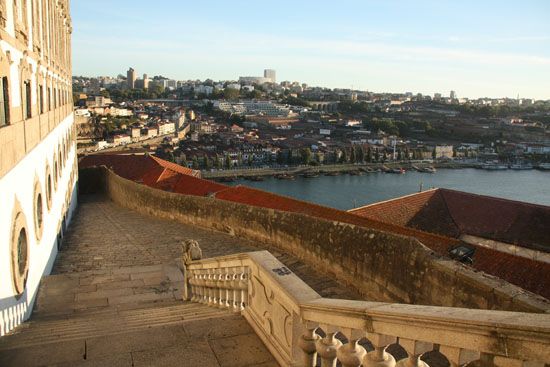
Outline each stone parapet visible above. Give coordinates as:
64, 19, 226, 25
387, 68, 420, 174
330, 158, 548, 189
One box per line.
185, 251, 550, 367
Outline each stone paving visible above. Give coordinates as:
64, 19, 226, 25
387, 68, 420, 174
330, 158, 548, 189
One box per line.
0, 194, 362, 367
55, 194, 361, 300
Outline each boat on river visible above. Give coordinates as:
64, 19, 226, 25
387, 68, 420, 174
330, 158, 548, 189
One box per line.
302, 172, 320, 178
275, 173, 295, 180
510, 164, 533, 170
482, 163, 508, 170
537, 163, 550, 170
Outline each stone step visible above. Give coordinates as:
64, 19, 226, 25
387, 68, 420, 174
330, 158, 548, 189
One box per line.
0, 303, 232, 350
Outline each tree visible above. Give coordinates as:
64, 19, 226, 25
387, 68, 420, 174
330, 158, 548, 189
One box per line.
277, 151, 285, 165
192, 156, 199, 169
248, 154, 254, 166
225, 155, 232, 169
366, 147, 372, 163
205, 156, 212, 169
300, 148, 312, 165
374, 149, 380, 162
180, 153, 187, 167
356, 145, 365, 163
432, 147, 437, 159
339, 149, 348, 164
350, 146, 357, 163
237, 152, 243, 166
224, 87, 240, 100
215, 154, 222, 169
397, 150, 402, 161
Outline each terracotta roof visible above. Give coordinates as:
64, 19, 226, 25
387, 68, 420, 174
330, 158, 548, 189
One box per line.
350, 188, 550, 299
150, 156, 200, 177
79, 155, 162, 182
350, 188, 550, 252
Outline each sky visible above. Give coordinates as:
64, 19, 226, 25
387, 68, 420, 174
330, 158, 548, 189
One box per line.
72, 0, 550, 100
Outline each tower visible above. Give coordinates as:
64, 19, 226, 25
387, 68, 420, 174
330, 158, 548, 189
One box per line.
264, 69, 276, 83
143, 74, 149, 90
127, 68, 137, 89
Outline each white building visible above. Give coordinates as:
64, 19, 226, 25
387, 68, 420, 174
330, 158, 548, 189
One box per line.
238, 76, 272, 85
264, 69, 276, 83
0, 0, 77, 336
194, 85, 214, 96
158, 122, 176, 135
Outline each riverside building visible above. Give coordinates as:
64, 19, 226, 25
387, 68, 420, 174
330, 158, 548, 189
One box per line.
0, 0, 76, 335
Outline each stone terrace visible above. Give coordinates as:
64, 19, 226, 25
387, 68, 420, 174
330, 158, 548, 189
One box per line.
0, 195, 360, 367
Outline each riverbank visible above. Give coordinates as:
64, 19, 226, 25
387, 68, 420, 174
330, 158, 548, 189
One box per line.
202, 161, 476, 180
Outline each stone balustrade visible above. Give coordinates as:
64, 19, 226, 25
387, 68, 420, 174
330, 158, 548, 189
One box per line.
183, 250, 550, 367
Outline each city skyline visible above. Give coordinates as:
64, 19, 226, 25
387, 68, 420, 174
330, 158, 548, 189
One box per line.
72, 0, 550, 100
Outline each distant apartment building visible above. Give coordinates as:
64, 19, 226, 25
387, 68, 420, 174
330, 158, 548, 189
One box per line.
158, 122, 176, 136
238, 76, 272, 85
111, 134, 132, 146
194, 85, 214, 95
127, 68, 137, 89
130, 126, 142, 142
145, 127, 159, 139
264, 69, 276, 83
213, 100, 290, 117
435, 145, 454, 158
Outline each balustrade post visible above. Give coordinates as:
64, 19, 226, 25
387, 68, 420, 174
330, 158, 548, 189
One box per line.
197, 271, 206, 303
298, 322, 320, 367
214, 269, 224, 308
237, 267, 248, 311
396, 339, 432, 367
336, 329, 367, 367
230, 271, 240, 312
206, 269, 215, 306
364, 333, 396, 367
223, 268, 232, 309
315, 325, 342, 367
439, 345, 479, 367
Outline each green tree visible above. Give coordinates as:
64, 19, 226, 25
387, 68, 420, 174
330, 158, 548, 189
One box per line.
225, 155, 232, 169
205, 156, 212, 169
339, 149, 348, 164
180, 153, 187, 167
300, 148, 312, 165
215, 154, 222, 169
248, 154, 254, 166
374, 149, 380, 162
224, 87, 240, 100
350, 146, 357, 163
432, 147, 437, 159
366, 147, 372, 163
356, 145, 364, 163
192, 156, 199, 169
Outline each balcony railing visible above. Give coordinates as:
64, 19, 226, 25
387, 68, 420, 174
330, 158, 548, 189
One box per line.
183, 247, 550, 367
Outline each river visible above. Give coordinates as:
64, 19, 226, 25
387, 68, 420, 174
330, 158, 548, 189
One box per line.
228, 168, 550, 210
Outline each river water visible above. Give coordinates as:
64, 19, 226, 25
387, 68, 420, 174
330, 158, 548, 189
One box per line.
229, 168, 550, 210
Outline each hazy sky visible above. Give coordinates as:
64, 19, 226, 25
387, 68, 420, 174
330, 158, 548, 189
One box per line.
72, 0, 550, 99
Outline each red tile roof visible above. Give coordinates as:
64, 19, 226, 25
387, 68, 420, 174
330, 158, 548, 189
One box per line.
350, 188, 550, 252
351, 188, 550, 299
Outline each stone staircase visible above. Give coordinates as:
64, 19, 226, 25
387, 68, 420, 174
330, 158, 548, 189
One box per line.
0, 263, 277, 367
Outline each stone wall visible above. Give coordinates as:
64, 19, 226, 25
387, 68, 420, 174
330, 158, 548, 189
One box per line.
80, 166, 549, 313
